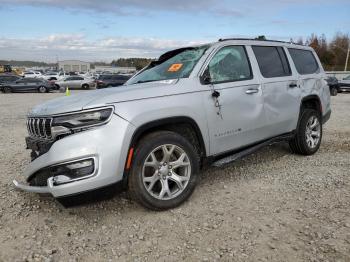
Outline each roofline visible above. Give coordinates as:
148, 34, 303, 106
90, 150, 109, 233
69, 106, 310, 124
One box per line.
217, 38, 305, 47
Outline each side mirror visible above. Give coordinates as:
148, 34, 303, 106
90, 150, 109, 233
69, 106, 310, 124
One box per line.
201, 68, 212, 85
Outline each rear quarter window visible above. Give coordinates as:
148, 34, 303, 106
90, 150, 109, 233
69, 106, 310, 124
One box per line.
288, 48, 320, 75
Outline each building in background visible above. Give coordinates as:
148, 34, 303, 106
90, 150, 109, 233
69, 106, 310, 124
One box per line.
58, 60, 90, 73
93, 66, 136, 74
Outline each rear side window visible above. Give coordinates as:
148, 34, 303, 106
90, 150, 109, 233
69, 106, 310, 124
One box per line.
288, 49, 319, 75
252, 46, 291, 78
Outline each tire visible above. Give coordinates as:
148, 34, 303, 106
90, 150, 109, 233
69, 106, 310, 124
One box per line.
2, 86, 12, 93
330, 87, 338, 96
128, 131, 200, 210
82, 84, 89, 89
289, 109, 322, 155
38, 86, 47, 93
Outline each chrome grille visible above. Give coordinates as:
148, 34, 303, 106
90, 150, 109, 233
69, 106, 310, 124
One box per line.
27, 117, 53, 139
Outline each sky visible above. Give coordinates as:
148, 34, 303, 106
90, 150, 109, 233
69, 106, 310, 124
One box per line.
0, 0, 349, 62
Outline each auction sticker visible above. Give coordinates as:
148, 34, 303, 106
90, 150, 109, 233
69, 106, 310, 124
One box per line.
168, 63, 183, 72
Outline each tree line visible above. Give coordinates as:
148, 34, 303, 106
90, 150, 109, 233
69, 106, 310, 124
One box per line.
292, 32, 349, 71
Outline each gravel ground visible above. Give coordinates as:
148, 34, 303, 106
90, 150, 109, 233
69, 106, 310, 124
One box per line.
0, 91, 349, 262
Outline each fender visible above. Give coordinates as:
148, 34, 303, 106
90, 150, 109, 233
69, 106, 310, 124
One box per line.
122, 116, 207, 184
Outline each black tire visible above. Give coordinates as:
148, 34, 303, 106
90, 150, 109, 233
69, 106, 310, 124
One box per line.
38, 86, 47, 93
82, 84, 89, 89
289, 109, 322, 155
128, 131, 200, 210
2, 86, 12, 93
330, 87, 338, 96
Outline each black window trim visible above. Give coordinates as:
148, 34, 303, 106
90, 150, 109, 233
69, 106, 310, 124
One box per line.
201, 45, 254, 85
288, 48, 320, 75
252, 45, 292, 79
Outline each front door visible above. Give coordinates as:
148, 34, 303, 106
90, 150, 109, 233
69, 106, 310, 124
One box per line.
202, 45, 268, 155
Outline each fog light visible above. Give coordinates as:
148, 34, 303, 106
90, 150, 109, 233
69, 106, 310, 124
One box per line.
51, 158, 95, 185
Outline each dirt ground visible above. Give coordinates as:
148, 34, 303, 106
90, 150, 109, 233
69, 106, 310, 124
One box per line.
0, 91, 349, 262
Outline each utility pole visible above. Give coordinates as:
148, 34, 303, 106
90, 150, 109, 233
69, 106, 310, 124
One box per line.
345, 47, 350, 72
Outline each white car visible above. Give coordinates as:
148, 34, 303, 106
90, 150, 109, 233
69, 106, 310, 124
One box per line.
23, 71, 42, 78
42, 72, 67, 81
54, 75, 95, 89
338, 75, 350, 91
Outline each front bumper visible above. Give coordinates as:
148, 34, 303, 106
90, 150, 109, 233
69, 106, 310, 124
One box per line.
13, 114, 135, 198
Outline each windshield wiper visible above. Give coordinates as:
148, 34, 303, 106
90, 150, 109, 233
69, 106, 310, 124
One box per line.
132, 79, 158, 85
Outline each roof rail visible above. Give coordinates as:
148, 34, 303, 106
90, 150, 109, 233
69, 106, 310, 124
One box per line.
217, 38, 303, 46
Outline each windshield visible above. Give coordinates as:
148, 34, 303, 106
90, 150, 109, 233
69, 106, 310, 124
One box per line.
345, 75, 350, 80
127, 45, 209, 85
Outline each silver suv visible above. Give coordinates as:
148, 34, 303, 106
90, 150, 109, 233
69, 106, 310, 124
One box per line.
13, 39, 331, 210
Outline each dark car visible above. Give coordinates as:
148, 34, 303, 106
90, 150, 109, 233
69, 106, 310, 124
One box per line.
0, 74, 22, 84
1, 78, 55, 93
96, 74, 131, 89
326, 76, 340, 96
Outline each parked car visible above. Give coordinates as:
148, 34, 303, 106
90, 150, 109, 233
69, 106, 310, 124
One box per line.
54, 76, 95, 90
338, 75, 350, 92
96, 74, 131, 88
1, 77, 55, 93
22, 71, 42, 78
42, 71, 67, 81
326, 76, 340, 96
0, 74, 22, 84
13, 39, 331, 210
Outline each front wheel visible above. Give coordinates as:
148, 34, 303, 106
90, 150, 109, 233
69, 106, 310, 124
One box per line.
38, 86, 47, 93
128, 131, 200, 210
82, 84, 89, 89
289, 109, 322, 155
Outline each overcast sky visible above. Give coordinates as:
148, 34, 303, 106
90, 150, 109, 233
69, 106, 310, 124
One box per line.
0, 0, 349, 62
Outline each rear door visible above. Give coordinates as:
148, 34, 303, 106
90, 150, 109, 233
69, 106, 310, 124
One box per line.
71, 76, 84, 88
202, 45, 268, 155
251, 45, 301, 136
113, 75, 127, 86
23, 78, 38, 91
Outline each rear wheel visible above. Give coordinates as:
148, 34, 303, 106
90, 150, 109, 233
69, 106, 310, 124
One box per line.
128, 131, 200, 210
330, 87, 338, 96
38, 86, 47, 93
289, 109, 322, 155
3, 86, 12, 93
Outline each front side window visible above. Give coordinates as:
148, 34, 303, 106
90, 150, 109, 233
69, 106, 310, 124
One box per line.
288, 48, 319, 75
252, 46, 291, 78
206, 45, 252, 84
127, 45, 209, 85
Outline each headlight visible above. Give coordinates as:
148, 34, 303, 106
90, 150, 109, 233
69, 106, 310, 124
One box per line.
52, 107, 113, 130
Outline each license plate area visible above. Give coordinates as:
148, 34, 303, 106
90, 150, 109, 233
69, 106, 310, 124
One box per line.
25, 137, 53, 160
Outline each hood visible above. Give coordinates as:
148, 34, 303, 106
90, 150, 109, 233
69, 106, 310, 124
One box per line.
29, 79, 188, 116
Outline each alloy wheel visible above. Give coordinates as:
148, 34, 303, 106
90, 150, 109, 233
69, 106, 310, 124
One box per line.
305, 115, 321, 149
142, 144, 191, 200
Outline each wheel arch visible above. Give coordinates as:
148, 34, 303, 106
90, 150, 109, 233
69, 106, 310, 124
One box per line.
300, 95, 322, 113
122, 116, 207, 182
130, 116, 207, 157
296, 95, 322, 131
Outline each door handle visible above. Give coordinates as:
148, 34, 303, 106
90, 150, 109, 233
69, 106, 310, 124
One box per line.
245, 88, 259, 94
289, 83, 298, 88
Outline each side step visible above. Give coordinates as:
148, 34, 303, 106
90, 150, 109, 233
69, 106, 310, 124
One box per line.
211, 133, 293, 167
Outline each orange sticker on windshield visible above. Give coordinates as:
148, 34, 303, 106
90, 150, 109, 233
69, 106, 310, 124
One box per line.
168, 63, 183, 72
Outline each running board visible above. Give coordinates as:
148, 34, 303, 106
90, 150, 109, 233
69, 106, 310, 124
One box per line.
211, 133, 293, 168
